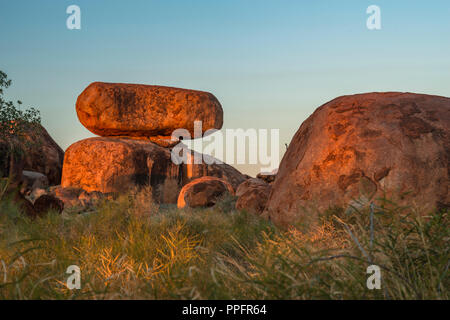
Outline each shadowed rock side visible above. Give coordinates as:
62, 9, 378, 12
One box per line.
76, 82, 223, 138
263, 92, 450, 227
61, 137, 246, 203
177, 176, 234, 208
22, 125, 65, 185
33, 194, 64, 216
0, 124, 64, 186
236, 178, 272, 215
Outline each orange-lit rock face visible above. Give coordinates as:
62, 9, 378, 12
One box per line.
264, 92, 450, 227
177, 176, 234, 208
62, 137, 181, 195
61, 138, 246, 201
76, 82, 223, 138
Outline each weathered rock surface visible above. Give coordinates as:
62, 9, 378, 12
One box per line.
0, 124, 64, 185
22, 124, 64, 185
49, 186, 84, 208
76, 82, 223, 138
33, 195, 64, 215
21, 171, 49, 193
236, 178, 272, 215
61, 137, 246, 203
177, 176, 234, 208
62, 137, 177, 194
264, 92, 450, 226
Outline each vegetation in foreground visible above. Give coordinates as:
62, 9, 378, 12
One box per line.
0, 184, 448, 300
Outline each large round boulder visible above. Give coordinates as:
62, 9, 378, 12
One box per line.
264, 92, 450, 226
177, 176, 234, 208
76, 82, 223, 138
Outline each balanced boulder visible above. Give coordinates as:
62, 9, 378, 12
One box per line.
76, 82, 223, 139
264, 92, 450, 227
177, 176, 234, 208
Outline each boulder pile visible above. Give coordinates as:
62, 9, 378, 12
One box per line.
61, 82, 246, 204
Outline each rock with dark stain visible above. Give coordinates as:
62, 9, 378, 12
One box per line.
61, 138, 245, 203
264, 92, 450, 227
76, 82, 223, 139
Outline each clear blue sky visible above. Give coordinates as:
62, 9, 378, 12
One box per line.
1, 1, 449, 175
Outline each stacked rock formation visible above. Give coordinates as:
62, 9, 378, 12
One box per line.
61, 82, 246, 203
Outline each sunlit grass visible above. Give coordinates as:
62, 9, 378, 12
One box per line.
0, 186, 448, 300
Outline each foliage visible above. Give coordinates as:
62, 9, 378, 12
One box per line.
0, 71, 41, 179
0, 189, 447, 300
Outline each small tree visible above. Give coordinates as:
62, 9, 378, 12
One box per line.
0, 70, 41, 183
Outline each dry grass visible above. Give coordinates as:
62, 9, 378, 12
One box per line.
0, 181, 448, 300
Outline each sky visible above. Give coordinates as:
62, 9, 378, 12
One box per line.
1, 0, 450, 176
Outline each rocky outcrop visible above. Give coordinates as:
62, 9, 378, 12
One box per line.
264, 92, 450, 227
236, 178, 271, 215
61, 137, 246, 203
177, 176, 234, 208
21, 171, 49, 194
60, 82, 246, 205
0, 124, 64, 186
76, 82, 223, 139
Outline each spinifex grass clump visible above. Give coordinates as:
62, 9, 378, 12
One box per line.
0, 188, 447, 300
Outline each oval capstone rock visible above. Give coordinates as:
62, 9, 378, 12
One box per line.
76, 82, 223, 138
